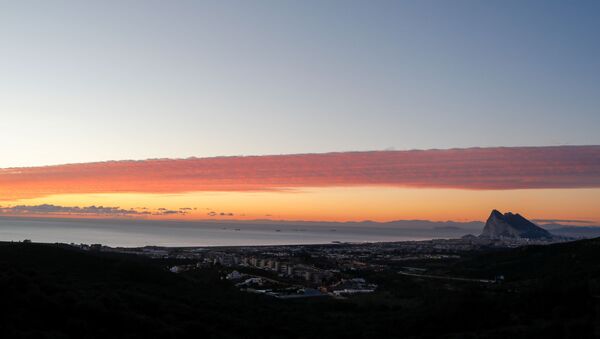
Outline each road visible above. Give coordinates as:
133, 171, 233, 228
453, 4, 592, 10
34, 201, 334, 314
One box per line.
398, 270, 496, 284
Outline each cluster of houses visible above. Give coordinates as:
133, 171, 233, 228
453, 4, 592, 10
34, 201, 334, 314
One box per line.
168, 252, 378, 299
225, 270, 377, 298
208, 252, 335, 284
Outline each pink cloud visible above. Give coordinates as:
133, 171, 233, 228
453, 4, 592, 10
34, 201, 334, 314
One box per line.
1, 146, 599, 200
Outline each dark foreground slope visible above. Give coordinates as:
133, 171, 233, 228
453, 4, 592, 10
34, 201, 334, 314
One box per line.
1, 240, 599, 339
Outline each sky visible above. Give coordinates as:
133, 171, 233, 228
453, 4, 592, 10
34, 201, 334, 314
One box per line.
1, 1, 599, 223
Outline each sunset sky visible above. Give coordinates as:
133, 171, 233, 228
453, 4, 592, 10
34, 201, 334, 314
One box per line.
1, 1, 599, 224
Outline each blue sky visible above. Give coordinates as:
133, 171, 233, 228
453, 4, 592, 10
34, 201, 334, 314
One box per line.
1, 0, 599, 167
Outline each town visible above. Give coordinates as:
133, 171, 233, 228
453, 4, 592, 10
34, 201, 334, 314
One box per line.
76, 233, 561, 299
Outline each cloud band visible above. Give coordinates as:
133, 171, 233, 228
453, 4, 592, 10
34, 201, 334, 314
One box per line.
1, 146, 599, 200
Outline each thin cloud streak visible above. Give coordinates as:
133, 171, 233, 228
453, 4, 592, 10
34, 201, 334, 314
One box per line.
0, 204, 147, 217
0, 204, 189, 217
1, 146, 599, 201
533, 219, 594, 224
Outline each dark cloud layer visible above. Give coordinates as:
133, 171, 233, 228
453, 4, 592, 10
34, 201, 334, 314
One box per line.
1, 146, 599, 200
0, 204, 147, 216
0, 204, 190, 217
533, 219, 594, 224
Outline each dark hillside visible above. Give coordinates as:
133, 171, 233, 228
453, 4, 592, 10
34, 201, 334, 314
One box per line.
0, 240, 599, 338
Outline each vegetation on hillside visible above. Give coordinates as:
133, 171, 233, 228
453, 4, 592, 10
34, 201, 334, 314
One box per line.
0, 239, 599, 338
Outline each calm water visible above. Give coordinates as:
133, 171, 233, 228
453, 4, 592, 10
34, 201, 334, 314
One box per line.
0, 217, 472, 247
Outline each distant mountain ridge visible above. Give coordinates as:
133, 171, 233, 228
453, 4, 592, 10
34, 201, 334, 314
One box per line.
480, 210, 553, 239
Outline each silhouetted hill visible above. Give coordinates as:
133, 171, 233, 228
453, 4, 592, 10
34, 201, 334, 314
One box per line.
481, 210, 553, 239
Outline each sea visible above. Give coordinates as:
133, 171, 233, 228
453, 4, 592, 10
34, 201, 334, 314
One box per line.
0, 217, 476, 247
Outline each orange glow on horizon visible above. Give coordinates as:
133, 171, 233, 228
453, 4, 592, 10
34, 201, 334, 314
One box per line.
2, 187, 600, 224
